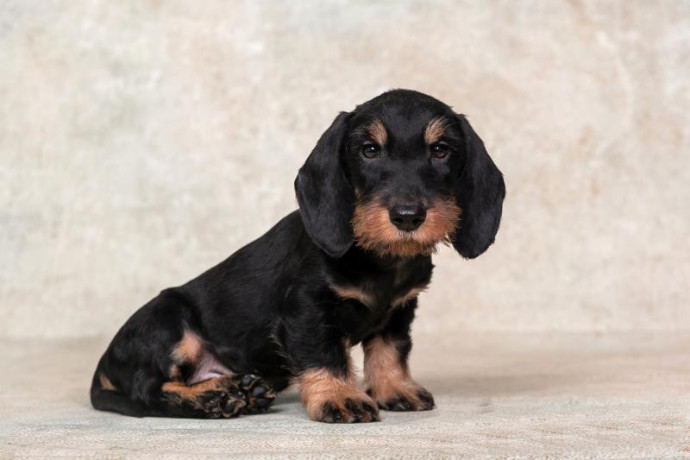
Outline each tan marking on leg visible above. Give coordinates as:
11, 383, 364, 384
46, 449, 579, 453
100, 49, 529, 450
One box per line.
299, 369, 361, 420
169, 363, 182, 381
363, 336, 422, 404
161, 378, 226, 399
391, 285, 428, 308
172, 330, 204, 365
160, 376, 252, 418
298, 346, 377, 422
99, 373, 118, 392
424, 117, 447, 145
330, 284, 374, 307
367, 119, 387, 146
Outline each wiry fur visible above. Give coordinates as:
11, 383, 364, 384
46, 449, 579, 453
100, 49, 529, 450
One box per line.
90, 89, 505, 423
352, 196, 460, 257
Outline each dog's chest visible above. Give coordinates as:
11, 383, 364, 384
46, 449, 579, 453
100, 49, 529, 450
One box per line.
327, 262, 431, 335
330, 278, 426, 312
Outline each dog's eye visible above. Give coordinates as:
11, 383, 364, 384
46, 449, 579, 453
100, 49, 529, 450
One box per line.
430, 143, 449, 159
361, 144, 381, 159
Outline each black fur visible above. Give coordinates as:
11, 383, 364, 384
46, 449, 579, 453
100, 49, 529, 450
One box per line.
90, 89, 505, 422
453, 115, 506, 258
295, 111, 354, 258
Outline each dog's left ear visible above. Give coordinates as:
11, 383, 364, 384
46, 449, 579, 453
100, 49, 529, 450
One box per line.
452, 115, 506, 259
295, 112, 353, 258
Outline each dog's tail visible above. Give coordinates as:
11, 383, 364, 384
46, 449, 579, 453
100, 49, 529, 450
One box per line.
90, 357, 153, 418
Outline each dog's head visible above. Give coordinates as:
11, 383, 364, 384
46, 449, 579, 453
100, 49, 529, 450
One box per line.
295, 89, 505, 259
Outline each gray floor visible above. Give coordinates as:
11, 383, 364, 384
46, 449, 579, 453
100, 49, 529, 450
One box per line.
1, 333, 689, 458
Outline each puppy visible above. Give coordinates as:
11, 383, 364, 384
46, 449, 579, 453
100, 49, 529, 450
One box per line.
90, 89, 505, 423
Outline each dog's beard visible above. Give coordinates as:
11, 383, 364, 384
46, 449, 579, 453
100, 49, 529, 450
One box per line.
351, 197, 460, 258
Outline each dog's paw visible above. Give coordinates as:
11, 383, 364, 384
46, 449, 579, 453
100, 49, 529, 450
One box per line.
369, 384, 435, 412
300, 369, 380, 423
196, 389, 247, 418
312, 394, 380, 423
161, 374, 275, 419
235, 374, 276, 414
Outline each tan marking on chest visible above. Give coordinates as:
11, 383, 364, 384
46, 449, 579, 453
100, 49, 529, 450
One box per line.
391, 285, 428, 308
330, 284, 375, 307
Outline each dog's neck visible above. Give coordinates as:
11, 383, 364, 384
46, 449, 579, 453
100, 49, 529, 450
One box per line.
338, 245, 430, 273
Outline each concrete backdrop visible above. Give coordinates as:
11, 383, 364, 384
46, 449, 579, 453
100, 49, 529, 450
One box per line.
1, 0, 688, 338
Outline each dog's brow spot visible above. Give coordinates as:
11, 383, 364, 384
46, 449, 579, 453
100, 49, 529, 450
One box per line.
424, 118, 446, 144
367, 119, 387, 145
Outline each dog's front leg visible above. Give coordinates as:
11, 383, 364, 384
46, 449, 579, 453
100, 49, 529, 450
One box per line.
298, 359, 380, 423
278, 307, 379, 423
363, 300, 435, 411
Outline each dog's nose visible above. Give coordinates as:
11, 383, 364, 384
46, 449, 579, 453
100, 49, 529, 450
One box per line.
389, 205, 426, 231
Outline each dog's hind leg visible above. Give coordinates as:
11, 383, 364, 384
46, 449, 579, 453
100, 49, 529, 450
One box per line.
92, 300, 276, 418
92, 358, 275, 419
154, 330, 276, 418
92, 367, 275, 418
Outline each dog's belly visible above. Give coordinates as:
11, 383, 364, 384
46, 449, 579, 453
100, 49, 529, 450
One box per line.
209, 329, 291, 383
188, 349, 235, 384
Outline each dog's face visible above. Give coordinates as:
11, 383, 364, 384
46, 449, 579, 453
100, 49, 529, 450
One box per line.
345, 94, 464, 257
296, 89, 505, 259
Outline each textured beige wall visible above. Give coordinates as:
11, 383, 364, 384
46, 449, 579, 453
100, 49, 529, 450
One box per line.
1, 1, 688, 338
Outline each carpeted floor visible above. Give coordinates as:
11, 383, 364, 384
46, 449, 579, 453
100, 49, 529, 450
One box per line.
1, 332, 688, 458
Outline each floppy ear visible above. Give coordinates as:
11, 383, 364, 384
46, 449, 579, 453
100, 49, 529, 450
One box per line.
295, 112, 353, 258
452, 115, 506, 259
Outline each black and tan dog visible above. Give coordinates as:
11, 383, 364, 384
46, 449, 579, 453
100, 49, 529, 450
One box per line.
90, 89, 505, 423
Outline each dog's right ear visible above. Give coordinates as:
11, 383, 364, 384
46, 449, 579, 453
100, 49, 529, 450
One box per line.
295, 112, 353, 258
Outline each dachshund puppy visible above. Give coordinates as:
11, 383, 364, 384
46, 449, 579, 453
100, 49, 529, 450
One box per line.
90, 89, 505, 423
